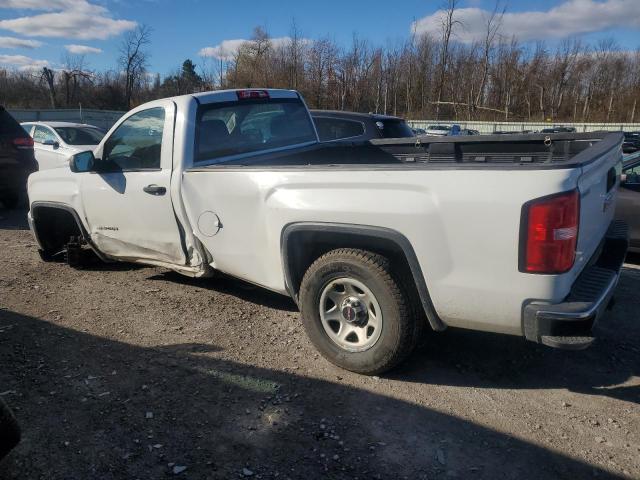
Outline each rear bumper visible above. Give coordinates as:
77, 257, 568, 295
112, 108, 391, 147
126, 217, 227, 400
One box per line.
523, 220, 628, 350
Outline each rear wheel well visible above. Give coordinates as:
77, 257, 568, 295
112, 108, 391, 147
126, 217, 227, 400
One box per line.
32, 206, 83, 254
285, 230, 409, 294
282, 224, 445, 331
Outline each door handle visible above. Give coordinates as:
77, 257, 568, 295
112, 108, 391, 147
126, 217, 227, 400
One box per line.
143, 184, 166, 195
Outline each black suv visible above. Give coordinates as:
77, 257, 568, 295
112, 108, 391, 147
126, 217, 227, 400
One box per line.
311, 110, 415, 142
0, 106, 38, 208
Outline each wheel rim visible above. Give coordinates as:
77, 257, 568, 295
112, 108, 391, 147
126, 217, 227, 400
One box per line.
318, 277, 383, 352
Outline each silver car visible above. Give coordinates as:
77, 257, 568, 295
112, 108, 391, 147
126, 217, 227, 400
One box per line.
21, 121, 105, 170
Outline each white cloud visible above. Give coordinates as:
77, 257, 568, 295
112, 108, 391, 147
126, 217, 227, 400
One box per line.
199, 39, 249, 61
0, 0, 79, 9
0, 0, 136, 40
65, 44, 101, 54
0, 53, 48, 70
0, 36, 42, 49
412, 0, 640, 44
199, 36, 308, 61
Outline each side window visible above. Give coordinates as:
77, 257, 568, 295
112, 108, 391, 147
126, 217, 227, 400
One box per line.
315, 117, 365, 142
103, 107, 165, 170
33, 126, 56, 144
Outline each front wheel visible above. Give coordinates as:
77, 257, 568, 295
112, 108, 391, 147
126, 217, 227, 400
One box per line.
299, 248, 422, 375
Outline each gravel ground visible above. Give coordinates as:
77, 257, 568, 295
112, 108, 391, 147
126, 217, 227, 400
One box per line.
0, 207, 638, 480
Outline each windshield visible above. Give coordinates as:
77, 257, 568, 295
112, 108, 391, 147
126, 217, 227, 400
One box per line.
376, 119, 415, 138
54, 126, 105, 145
195, 97, 316, 163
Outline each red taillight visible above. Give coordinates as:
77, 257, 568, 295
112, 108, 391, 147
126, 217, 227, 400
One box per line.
13, 136, 34, 149
522, 190, 580, 274
236, 89, 269, 100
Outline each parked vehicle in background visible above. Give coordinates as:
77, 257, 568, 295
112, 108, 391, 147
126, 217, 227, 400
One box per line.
0, 106, 38, 208
616, 153, 640, 252
21, 122, 105, 170
541, 126, 577, 134
423, 126, 479, 136
460, 129, 480, 136
28, 88, 627, 374
425, 125, 451, 136
311, 110, 414, 142
412, 127, 427, 135
494, 130, 536, 135
622, 132, 640, 154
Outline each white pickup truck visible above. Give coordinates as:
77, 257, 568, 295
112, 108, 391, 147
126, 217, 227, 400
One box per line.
27, 89, 628, 374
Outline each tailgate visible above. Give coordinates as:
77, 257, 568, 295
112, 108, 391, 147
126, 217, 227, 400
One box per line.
575, 138, 622, 271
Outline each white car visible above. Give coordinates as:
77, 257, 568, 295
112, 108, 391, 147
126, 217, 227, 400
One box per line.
26, 89, 628, 374
425, 125, 451, 136
21, 122, 105, 170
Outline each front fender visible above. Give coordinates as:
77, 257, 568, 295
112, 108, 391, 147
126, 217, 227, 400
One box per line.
28, 169, 89, 233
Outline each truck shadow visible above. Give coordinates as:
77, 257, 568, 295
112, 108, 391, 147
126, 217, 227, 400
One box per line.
148, 270, 298, 312
150, 266, 639, 405
0, 309, 626, 479
395, 265, 640, 405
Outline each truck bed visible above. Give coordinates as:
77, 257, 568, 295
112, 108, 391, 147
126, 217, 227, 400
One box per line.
191, 132, 622, 170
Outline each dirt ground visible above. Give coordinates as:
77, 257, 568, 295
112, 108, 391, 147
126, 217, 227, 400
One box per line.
0, 207, 638, 480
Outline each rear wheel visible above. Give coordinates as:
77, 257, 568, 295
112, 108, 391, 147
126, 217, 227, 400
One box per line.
299, 248, 421, 375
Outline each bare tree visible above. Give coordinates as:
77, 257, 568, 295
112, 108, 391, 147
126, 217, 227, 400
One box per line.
474, 1, 505, 116
435, 0, 461, 119
3, 22, 640, 123
119, 24, 152, 109
39, 67, 56, 108
61, 54, 93, 107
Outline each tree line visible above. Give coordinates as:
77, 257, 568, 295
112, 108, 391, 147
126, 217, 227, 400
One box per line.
1, 11, 639, 123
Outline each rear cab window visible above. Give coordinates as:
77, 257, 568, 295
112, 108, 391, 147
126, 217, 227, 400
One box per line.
195, 97, 316, 164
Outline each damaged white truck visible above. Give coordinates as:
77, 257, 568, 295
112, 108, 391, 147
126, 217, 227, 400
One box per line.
27, 89, 628, 374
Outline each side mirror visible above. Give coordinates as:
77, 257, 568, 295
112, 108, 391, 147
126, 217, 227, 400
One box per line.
69, 151, 95, 173
43, 139, 60, 148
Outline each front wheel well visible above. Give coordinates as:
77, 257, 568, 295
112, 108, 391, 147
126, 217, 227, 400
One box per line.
31, 205, 84, 254
281, 223, 446, 332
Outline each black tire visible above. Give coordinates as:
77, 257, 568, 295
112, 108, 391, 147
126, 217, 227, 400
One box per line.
0, 398, 21, 461
299, 248, 422, 375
